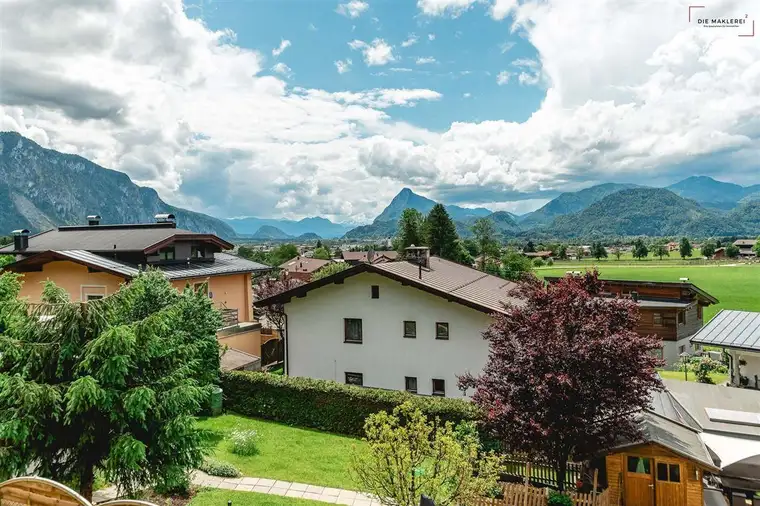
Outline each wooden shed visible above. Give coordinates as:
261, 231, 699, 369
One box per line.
604, 412, 719, 506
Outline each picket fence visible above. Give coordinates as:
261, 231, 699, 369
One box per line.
470, 483, 610, 506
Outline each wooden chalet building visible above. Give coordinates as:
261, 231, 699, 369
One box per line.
545, 277, 718, 365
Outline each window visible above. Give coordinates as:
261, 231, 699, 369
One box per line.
85, 294, 104, 301
403, 321, 417, 338
677, 310, 685, 325
344, 318, 363, 343
435, 322, 449, 340
653, 313, 663, 326
627, 456, 651, 474
432, 378, 445, 397
657, 463, 680, 483
405, 376, 418, 393
371, 285, 379, 299
697, 305, 703, 320
159, 247, 175, 261
191, 245, 205, 258
345, 372, 363, 386
678, 345, 686, 355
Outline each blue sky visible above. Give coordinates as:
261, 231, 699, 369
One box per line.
189, 0, 544, 130
2, 0, 759, 223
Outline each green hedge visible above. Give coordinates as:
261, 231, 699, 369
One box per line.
221, 371, 481, 437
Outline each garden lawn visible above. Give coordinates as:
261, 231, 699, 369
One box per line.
190, 489, 325, 506
657, 369, 728, 384
537, 264, 760, 321
197, 414, 364, 490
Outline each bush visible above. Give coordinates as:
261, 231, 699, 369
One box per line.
532, 258, 545, 267
221, 371, 481, 437
229, 428, 259, 456
548, 491, 574, 506
199, 458, 242, 478
546, 258, 554, 266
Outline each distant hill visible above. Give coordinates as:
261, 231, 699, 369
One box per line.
0, 132, 237, 238
484, 211, 522, 236
519, 183, 641, 227
546, 188, 748, 238
295, 232, 321, 241
667, 176, 760, 210
225, 215, 351, 238
251, 225, 292, 240
374, 188, 492, 223
727, 200, 760, 231
343, 220, 397, 240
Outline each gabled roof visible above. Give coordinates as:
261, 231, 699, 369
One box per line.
690, 310, 760, 352
3, 250, 269, 280
257, 256, 522, 315
544, 276, 719, 305
279, 256, 331, 274
0, 223, 233, 254
733, 239, 757, 246
341, 250, 399, 263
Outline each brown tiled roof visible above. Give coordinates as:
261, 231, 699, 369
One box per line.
0, 223, 233, 254
342, 250, 399, 263
258, 256, 522, 314
734, 239, 757, 246
279, 256, 332, 274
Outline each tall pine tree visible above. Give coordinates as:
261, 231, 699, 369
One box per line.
424, 204, 460, 261
396, 208, 425, 254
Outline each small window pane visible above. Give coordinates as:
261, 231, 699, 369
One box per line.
371, 285, 379, 299
345, 318, 363, 343
345, 372, 363, 386
432, 379, 445, 397
669, 464, 680, 483
436, 322, 449, 340
405, 376, 417, 393
653, 313, 663, 326
627, 457, 651, 474
403, 321, 417, 338
86, 294, 104, 301
657, 463, 668, 481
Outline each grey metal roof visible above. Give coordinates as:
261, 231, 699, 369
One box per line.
372, 257, 522, 314
637, 300, 693, 308
0, 224, 193, 253
639, 411, 717, 469
160, 253, 270, 280
55, 250, 141, 277
662, 379, 760, 438
689, 310, 760, 351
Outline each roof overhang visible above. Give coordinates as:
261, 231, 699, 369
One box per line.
3, 251, 136, 279
544, 276, 719, 305
144, 234, 234, 254
254, 262, 506, 315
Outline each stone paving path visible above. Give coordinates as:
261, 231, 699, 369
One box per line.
93, 471, 380, 506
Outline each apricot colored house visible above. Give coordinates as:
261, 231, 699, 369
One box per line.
1, 215, 272, 370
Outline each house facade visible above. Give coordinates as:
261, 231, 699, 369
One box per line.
2, 215, 272, 368
733, 239, 757, 258
279, 256, 332, 282
690, 310, 760, 389
255, 250, 520, 396
545, 277, 718, 365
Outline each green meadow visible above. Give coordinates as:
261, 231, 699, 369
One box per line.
537, 263, 760, 321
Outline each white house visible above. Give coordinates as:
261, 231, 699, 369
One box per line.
254, 249, 521, 397
690, 310, 760, 390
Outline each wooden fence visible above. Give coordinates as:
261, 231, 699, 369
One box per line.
502, 454, 583, 490
470, 483, 610, 506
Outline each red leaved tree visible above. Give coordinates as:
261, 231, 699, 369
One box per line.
459, 271, 663, 492
254, 275, 304, 337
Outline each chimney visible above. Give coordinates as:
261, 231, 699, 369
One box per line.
12, 229, 30, 251
404, 245, 431, 276
154, 213, 177, 227
87, 214, 101, 226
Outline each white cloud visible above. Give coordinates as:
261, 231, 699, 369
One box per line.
3, 0, 760, 224
511, 58, 542, 86
499, 41, 515, 54
401, 34, 419, 47
417, 0, 479, 17
272, 39, 291, 57
428, 33, 436, 41
490, 0, 517, 20
271, 62, 293, 77
334, 59, 352, 74
496, 71, 510, 85
349, 38, 396, 66
308, 23, 318, 31
463, 92, 471, 98
336, 0, 369, 18
390, 67, 413, 72
416, 57, 437, 65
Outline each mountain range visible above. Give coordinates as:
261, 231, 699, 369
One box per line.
0, 131, 236, 238
2, 131, 759, 242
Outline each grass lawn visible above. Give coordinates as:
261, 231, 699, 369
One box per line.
197, 414, 364, 490
190, 489, 325, 506
657, 369, 729, 384
537, 264, 760, 321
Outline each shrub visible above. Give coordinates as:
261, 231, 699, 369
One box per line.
199, 459, 242, 478
546, 258, 554, 266
229, 428, 259, 456
221, 371, 480, 437
532, 258, 545, 267
548, 491, 574, 506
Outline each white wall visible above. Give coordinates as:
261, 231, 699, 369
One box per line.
285, 272, 493, 397
730, 349, 760, 388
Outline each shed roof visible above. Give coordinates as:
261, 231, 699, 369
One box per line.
220, 348, 261, 371
689, 310, 760, 352
257, 256, 522, 315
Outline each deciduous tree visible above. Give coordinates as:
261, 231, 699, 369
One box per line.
701, 241, 716, 259
753, 237, 760, 256
726, 244, 740, 258
254, 276, 305, 336
471, 218, 499, 269
351, 402, 504, 506
460, 271, 663, 492
312, 262, 350, 281
632, 239, 649, 260
0, 271, 222, 500
312, 247, 331, 260
590, 242, 607, 260
500, 249, 532, 281
651, 243, 669, 260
